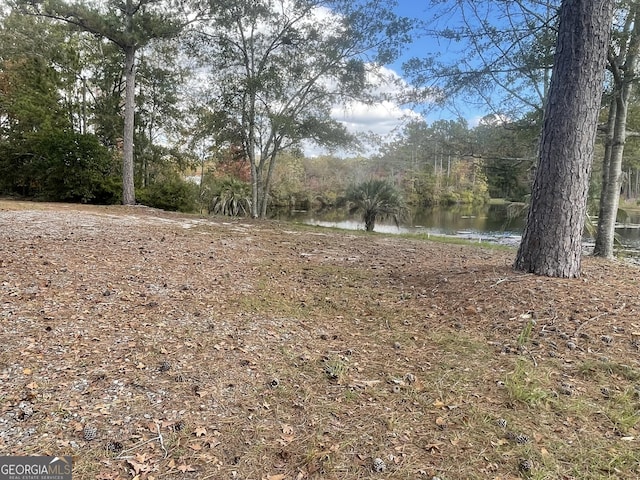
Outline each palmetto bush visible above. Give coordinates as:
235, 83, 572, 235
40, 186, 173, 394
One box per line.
342, 179, 407, 232
203, 176, 252, 217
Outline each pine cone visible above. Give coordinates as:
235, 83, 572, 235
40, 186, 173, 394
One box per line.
518, 458, 533, 472
372, 457, 386, 473
106, 440, 123, 453
83, 425, 98, 441
171, 420, 186, 432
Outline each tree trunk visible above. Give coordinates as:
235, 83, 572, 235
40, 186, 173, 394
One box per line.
122, 45, 136, 205
259, 140, 281, 218
249, 148, 259, 218
594, 95, 628, 259
514, 0, 613, 278
593, 98, 618, 257
593, 5, 640, 258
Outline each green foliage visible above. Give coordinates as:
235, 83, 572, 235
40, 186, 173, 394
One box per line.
474, 114, 540, 202
193, 0, 415, 216
374, 119, 491, 206
136, 175, 198, 212
34, 131, 120, 203
200, 176, 252, 217
342, 179, 407, 232
0, 129, 120, 203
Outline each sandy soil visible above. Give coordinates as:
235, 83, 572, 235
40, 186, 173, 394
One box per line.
2, 200, 640, 479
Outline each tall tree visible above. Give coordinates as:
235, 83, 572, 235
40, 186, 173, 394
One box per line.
593, 2, 640, 258
193, 0, 413, 217
18, 0, 190, 204
136, 41, 187, 187
514, 0, 614, 277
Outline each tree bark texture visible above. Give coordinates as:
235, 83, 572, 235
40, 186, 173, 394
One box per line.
122, 46, 136, 205
593, 96, 628, 258
594, 5, 640, 258
514, 0, 614, 277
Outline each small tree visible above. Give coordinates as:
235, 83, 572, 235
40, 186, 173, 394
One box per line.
344, 179, 406, 232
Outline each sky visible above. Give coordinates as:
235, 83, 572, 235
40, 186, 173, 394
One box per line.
323, 0, 483, 157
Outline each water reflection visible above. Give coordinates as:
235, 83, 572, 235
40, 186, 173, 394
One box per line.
281, 203, 640, 252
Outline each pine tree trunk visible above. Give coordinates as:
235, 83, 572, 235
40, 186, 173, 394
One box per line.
122, 45, 136, 205
514, 0, 613, 277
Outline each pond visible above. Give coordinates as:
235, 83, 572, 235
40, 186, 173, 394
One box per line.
279, 203, 640, 254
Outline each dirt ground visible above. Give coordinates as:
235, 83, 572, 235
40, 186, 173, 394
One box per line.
2, 200, 640, 480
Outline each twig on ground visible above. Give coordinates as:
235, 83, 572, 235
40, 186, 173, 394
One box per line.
115, 437, 160, 459
574, 312, 609, 337
115, 423, 168, 460
157, 422, 168, 459
491, 277, 510, 287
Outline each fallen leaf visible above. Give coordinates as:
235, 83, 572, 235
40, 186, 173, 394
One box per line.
265, 475, 286, 480
194, 426, 207, 437
281, 435, 296, 445
177, 464, 195, 473
189, 443, 202, 451
282, 424, 294, 435
23, 368, 32, 375
126, 459, 150, 475
425, 442, 443, 453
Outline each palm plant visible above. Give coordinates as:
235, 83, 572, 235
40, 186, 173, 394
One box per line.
343, 179, 407, 232
205, 177, 252, 217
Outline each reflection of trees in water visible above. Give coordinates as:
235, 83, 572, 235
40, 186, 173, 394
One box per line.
274, 204, 640, 251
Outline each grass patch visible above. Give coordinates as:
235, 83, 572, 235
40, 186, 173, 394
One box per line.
578, 359, 640, 382
504, 358, 551, 407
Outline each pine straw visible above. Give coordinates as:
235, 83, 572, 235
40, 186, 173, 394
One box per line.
1, 200, 640, 479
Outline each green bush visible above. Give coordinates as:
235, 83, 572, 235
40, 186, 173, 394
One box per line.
0, 130, 121, 204
137, 177, 198, 212
200, 176, 252, 216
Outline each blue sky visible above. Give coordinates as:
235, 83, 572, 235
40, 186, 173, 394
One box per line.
325, 0, 483, 155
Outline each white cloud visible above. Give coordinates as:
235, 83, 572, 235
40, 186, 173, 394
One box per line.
331, 100, 421, 136
306, 65, 424, 156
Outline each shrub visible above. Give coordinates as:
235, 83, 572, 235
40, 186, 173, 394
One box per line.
0, 130, 121, 204
137, 177, 198, 212
201, 177, 252, 217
